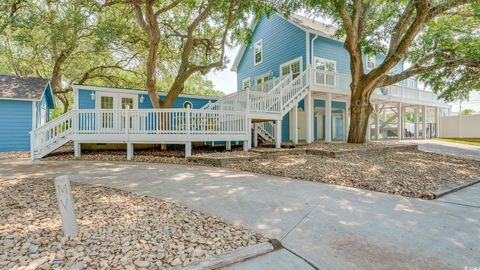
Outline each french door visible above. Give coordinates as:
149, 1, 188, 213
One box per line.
96, 93, 137, 131
314, 57, 336, 87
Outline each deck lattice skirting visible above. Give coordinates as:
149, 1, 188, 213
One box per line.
30, 67, 447, 160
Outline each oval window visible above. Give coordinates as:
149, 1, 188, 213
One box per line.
183, 101, 193, 109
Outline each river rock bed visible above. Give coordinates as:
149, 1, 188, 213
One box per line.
0, 178, 266, 269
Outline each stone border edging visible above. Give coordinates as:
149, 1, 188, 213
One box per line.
181, 241, 275, 270
433, 178, 480, 199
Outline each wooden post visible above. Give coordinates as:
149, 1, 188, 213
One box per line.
54, 175, 78, 238
226, 141, 231, 151
305, 92, 313, 143
127, 143, 134, 161
185, 142, 192, 158
375, 104, 380, 140
74, 141, 81, 157
253, 123, 258, 147
422, 105, 427, 139
292, 104, 298, 145
397, 103, 402, 140
275, 120, 282, 148
325, 93, 332, 143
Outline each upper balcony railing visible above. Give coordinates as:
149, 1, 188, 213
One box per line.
309, 68, 445, 105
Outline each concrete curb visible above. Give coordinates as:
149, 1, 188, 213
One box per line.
433, 178, 480, 199
181, 242, 275, 270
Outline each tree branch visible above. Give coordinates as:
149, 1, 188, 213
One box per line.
380, 59, 480, 86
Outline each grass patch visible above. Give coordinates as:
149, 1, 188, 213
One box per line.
434, 138, 480, 147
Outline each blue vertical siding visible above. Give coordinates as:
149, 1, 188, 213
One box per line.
0, 100, 32, 152
237, 13, 307, 91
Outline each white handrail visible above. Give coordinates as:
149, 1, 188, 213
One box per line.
30, 108, 249, 159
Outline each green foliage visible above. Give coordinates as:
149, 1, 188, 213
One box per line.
280, 0, 480, 102
461, 108, 475, 115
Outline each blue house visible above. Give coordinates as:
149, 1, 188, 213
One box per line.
73, 85, 217, 111
0, 75, 55, 152
28, 13, 449, 160
230, 13, 446, 144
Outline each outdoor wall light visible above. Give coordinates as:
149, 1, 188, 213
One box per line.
90, 91, 95, 101
140, 95, 145, 103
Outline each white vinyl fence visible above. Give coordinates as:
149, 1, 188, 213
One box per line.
440, 114, 480, 138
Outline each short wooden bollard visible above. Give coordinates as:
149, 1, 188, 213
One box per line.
54, 175, 78, 237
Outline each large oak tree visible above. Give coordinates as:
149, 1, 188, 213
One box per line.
116, 0, 260, 108
284, 0, 480, 143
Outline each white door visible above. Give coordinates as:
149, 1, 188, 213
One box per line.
314, 57, 336, 87
120, 94, 137, 129
97, 93, 116, 130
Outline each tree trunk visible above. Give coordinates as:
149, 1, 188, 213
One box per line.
146, 39, 161, 109
347, 87, 374, 144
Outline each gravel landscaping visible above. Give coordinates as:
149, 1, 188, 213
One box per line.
0, 151, 29, 160
0, 178, 266, 270
225, 150, 480, 199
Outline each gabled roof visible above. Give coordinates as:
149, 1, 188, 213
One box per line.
231, 13, 340, 72
288, 13, 338, 37
0, 75, 50, 101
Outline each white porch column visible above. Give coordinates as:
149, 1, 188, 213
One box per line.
185, 142, 192, 158
422, 105, 427, 139
366, 116, 371, 142
414, 107, 419, 139
226, 141, 231, 151
275, 120, 282, 148
345, 101, 350, 140
325, 93, 332, 143
127, 143, 134, 161
253, 123, 258, 147
292, 104, 299, 144
246, 118, 252, 149
375, 104, 380, 140
305, 92, 314, 143
435, 107, 440, 138
74, 141, 81, 157
397, 103, 402, 140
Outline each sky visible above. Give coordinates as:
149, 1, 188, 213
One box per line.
206, 45, 240, 95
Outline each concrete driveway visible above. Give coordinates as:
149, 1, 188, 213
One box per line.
1, 158, 478, 269
407, 139, 480, 160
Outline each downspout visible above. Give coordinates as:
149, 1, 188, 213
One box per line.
310, 34, 319, 67
310, 34, 319, 85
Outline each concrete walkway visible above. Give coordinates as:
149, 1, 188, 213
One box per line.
1, 158, 479, 269
406, 139, 480, 160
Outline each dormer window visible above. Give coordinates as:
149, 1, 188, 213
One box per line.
366, 54, 375, 70
253, 40, 263, 65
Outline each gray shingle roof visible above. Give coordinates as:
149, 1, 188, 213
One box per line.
288, 14, 338, 38
0, 75, 50, 101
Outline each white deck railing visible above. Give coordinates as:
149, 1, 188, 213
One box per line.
310, 68, 444, 105
31, 109, 248, 159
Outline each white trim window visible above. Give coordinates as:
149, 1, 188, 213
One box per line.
366, 54, 376, 70
255, 72, 270, 85
313, 57, 336, 86
242, 78, 251, 90
253, 40, 263, 66
280, 57, 302, 79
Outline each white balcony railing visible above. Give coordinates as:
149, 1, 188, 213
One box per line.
310, 68, 444, 105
